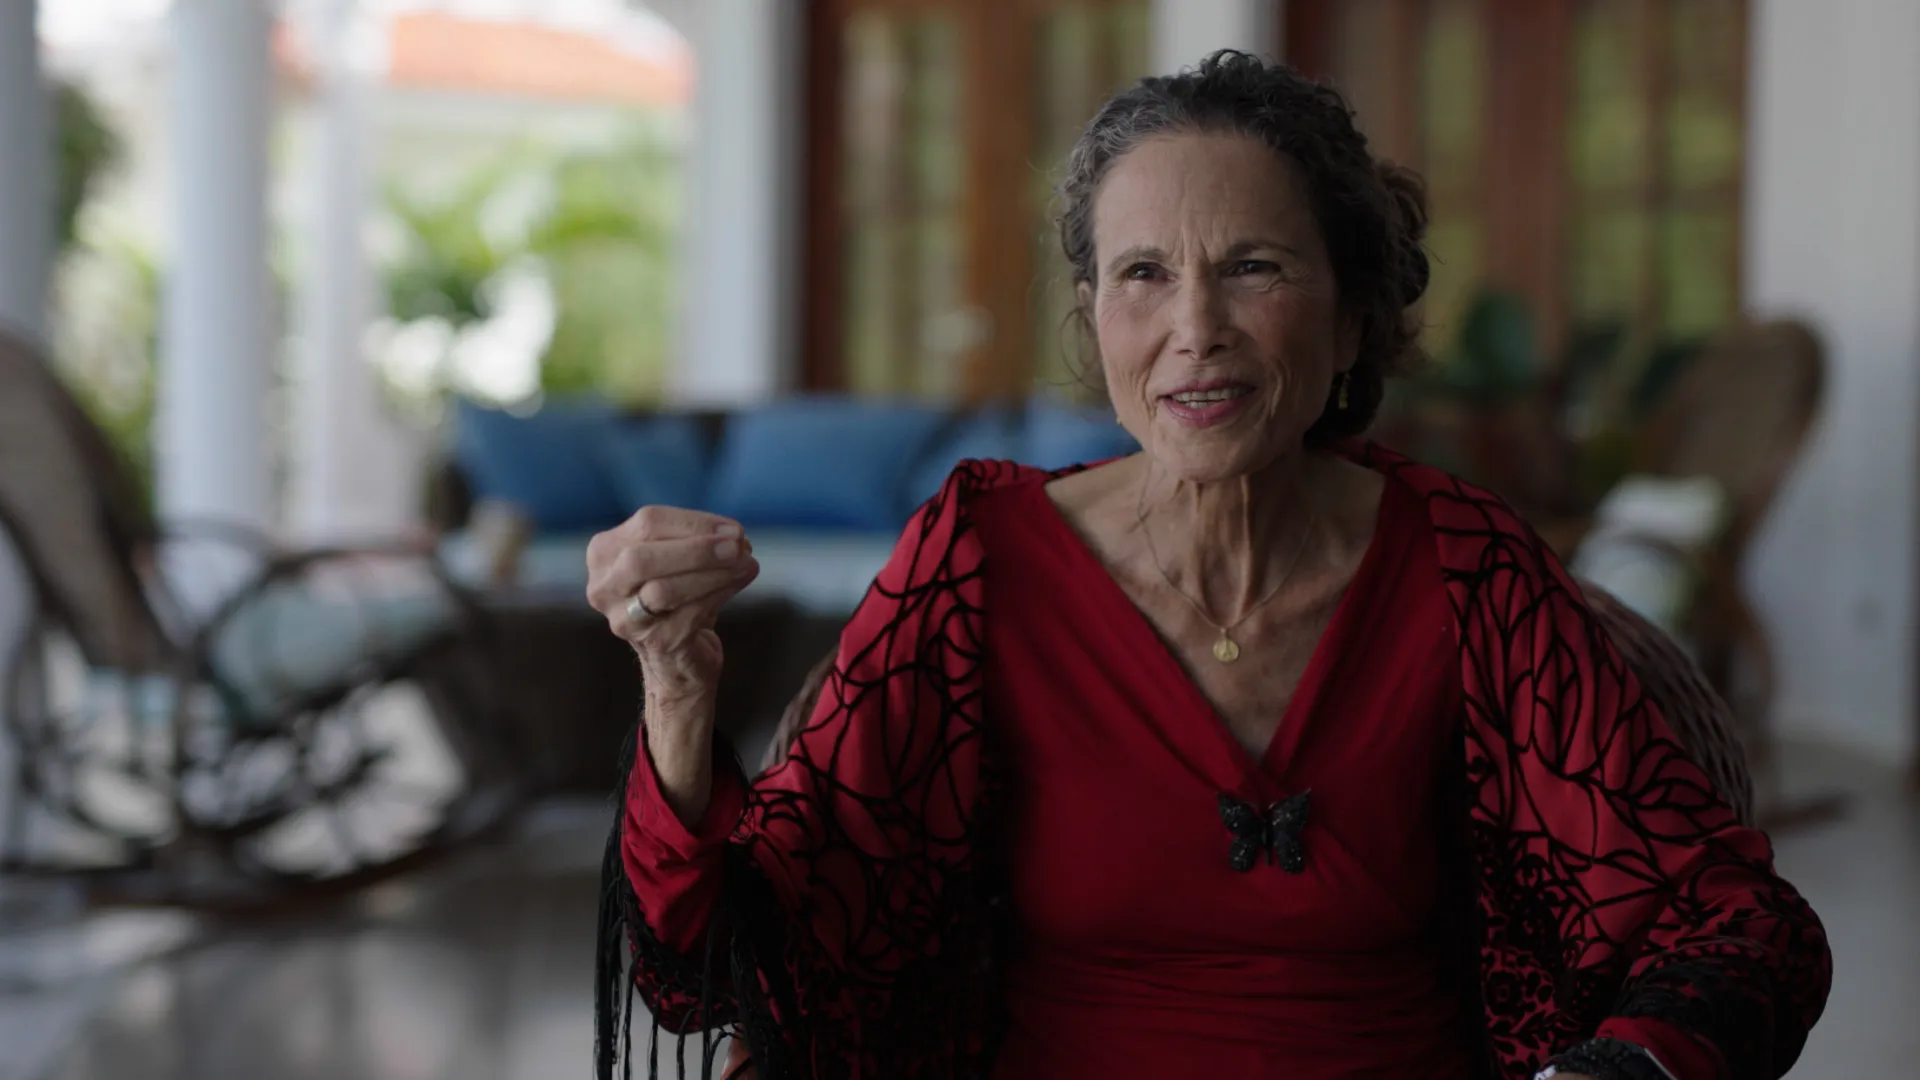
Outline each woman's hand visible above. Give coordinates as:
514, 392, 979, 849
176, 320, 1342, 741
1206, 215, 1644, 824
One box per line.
587, 506, 760, 822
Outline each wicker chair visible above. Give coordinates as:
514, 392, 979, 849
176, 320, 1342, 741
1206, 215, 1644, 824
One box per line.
0, 331, 519, 907
1624, 318, 1827, 821
1632, 321, 1822, 736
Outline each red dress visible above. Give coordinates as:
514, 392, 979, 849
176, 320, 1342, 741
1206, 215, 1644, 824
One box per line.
971, 473, 1478, 1079
612, 453, 1826, 1080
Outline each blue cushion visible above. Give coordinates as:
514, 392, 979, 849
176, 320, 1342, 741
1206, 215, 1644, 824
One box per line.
907, 406, 1022, 507
1021, 401, 1139, 470
452, 398, 623, 531
707, 399, 951, 531
207, 584, 460, 722
599, 415, 712, 513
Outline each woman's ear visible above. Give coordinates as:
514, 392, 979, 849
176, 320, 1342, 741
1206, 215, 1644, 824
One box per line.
1337, 309, 1364, 370
1070, 281, 1104, 390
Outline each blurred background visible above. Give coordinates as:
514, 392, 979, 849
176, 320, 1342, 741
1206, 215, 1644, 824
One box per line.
0, 0, 1914, 1077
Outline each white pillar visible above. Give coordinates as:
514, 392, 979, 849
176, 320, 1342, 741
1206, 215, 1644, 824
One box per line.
287, 0, 415, 540
156, 0, 275, 530
1742, 0, 1920, 764
1151, 0, 1278, 74
0, 0, 50, 344
0, 0, 44, 861
668, 0, 801, 406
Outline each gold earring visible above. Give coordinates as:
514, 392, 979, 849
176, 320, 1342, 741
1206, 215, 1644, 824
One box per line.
1336, 372, 1351, 411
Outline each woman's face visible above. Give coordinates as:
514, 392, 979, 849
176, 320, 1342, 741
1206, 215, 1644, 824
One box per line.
1085, 131, 1357, 483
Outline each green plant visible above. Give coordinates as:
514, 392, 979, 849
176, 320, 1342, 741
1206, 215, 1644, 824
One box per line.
1628, 335, 1708, 421
379, 124, 682, 408
533, 132, 679, 399
47, 80, 152, 507
53, 240, 161, 511
1395, 284, 1708, 511
383, 155, 525, 327
53, 78, 121, 253
1431, 288, 1544, 402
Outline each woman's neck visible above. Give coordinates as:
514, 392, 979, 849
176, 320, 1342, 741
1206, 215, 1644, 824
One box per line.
1131, 449, 1329, 625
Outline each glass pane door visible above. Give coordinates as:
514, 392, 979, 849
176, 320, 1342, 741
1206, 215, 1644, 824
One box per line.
839, 9, 970, 399
1416, 0, 1489, 346
1320, 0, 1489, 351
1565, 0, 1657, 333
1658, 0, 1743, 338
1565, 0, 1745, 342
1029, 0, 1152, 399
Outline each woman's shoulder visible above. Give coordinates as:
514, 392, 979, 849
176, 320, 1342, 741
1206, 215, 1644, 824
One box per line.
929, 458, 1052, 502
1346, 440, 1582, 615
920, 456, 1121, 523
1347, 440, 1539, 546
878, 459, 1054, 585
889, 456, 1133, 584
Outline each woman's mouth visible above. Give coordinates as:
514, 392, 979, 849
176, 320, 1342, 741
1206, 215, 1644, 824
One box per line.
1162, 383, 1255, 427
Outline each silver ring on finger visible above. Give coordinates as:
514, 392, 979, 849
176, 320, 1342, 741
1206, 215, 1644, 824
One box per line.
625, 592, 661, 624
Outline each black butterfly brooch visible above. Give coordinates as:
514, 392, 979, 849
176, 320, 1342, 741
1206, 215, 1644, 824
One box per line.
1217, 790, 1312, 874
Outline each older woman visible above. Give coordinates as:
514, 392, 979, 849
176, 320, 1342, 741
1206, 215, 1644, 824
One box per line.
589, 52, 1828, 1080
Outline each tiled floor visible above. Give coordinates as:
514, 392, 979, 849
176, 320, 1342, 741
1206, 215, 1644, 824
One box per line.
4, 743, 1916, 1080
10, 802, 619, 1080
1765, 747, 1920, 1078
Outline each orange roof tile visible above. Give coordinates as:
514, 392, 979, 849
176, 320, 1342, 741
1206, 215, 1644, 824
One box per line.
275, 11, 690, 107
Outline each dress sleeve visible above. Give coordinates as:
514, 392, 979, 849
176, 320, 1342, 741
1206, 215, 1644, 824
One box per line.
598, 472, 995, 1078
621, 730, 747, 955
1469, 537, 1832, 1080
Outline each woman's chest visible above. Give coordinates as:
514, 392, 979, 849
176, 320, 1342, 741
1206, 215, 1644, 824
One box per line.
1116, 577, 1346, 760
984, 597, 1462, 960
970, 473, 1464, 960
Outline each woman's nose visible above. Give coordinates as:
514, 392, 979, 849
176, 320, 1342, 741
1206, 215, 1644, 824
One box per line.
1168, 275, 1232, 359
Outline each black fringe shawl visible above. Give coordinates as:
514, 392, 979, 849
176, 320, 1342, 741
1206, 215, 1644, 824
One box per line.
594, 724, 797, 1080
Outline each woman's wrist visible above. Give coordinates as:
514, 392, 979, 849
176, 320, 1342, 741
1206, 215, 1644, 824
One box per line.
642, 693, 718, 825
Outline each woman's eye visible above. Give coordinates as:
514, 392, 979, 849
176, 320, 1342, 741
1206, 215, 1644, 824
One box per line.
1123, 263, 1162, 282
1228, 259, 1280, 277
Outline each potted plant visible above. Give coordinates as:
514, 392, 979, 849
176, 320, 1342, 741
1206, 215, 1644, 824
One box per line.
1387, 285, 1706, 524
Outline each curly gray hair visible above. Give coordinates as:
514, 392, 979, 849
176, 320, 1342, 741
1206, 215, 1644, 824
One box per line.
1056, 49, 1431, 442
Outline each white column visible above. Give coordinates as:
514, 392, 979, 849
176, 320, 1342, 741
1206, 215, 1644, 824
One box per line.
1742, 0, 1920, 764
0, 0, 50, 344
287, 0, 415, 540
156, 0, 275, 530
1151, 0, 1278, 74
668, 0, 802, 406
0, 0, 43, 859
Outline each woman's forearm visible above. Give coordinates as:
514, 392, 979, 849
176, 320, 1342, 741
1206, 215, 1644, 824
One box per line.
642, 687, 718, 827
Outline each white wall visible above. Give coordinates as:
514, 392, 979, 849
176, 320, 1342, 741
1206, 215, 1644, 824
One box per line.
286, 1, 427, 541
668, 0, 802, 406
155, 0, 276, 531
1151, 0, 1277, 73
1743, 0, 1920, 763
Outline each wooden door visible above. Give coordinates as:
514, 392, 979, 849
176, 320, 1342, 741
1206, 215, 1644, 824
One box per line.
1286, 0, 1748, 357
802, 0, 1153, 401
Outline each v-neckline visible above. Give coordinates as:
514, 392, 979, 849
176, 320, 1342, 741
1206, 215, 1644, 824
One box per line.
1029, 469, 1396, 796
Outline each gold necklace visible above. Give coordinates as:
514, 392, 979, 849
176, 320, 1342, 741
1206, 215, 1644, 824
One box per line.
1137, 492, 1317, 663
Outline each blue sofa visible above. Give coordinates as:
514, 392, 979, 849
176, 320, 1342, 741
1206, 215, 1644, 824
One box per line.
438, 395, 1140, 616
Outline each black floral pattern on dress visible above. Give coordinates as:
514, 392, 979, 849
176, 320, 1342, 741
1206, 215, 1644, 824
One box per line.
595, 448, 1830, 1080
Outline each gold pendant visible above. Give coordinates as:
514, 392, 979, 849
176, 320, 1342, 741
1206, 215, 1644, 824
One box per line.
1212, 631, 1241, 663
